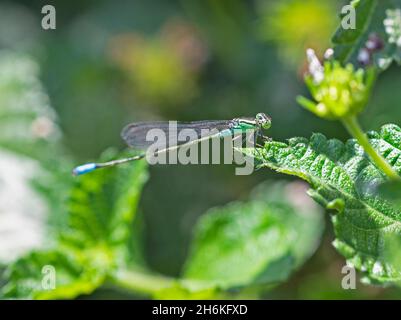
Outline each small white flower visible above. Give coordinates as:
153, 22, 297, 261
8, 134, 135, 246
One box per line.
324, 48, 334, 60
306, 48, 324, 84
31, 116, 55, 139
384, 9, 401, 48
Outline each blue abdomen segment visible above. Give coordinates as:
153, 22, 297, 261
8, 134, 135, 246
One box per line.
72, 163, 97, 176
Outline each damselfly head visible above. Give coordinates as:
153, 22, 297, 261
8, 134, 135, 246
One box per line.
255, 113, 271, 130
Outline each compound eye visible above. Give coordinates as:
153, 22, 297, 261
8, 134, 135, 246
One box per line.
256, 113, 271, 129
256, 113, 266, 122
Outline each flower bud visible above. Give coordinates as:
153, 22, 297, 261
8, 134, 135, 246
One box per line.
297, 50, 375, 120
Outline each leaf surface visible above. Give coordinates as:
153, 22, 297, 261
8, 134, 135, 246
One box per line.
182, 181, 324, 290
243, 124, 401, 283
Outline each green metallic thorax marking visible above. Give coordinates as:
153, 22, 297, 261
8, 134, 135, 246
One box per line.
236, 119, 257, 131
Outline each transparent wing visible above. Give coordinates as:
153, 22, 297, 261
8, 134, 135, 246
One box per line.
121, 120, 232, 150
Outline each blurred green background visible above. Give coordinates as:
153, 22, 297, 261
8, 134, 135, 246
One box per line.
1, 0, 401, 299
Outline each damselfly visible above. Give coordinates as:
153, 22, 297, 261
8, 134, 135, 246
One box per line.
72, 113, 271, 176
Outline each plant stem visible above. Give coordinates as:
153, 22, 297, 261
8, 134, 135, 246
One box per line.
342, 116, 400, 180
108, 269, 217, 298
108, 269, 176, 296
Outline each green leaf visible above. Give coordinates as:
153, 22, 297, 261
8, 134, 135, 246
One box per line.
2, 248, 112, 299
332, 0, 378, 63
379, 5, 401, 69
2, 154, 149, 299
377, 181, 401, 208
64, 150, 147, 253
0, 51, 72, 262
182, 181, 324, 291
332, 0, 401, 71
62, 150, 149, 272
0, 51, 62, 160
243, 123, 401, 284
